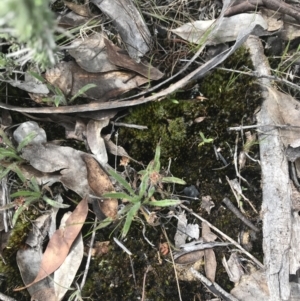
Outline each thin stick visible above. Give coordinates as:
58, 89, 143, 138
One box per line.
190, 268, 239, 301
162, 227, 183, 301
80, 217, 97, 290
180, 204, 264, 269
141, 265, 151, 301
222, 197, 259, 232
228, 123, 300, 131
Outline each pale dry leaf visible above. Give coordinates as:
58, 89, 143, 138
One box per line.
174, 211, 188, 248
194, 116, 206, 123
69, 33, 117, 73
171, 14, 267, 45
201, 195, 215, 214
104, 38, 164, 80
15, 197, 88, 291
54, 212, 84, 301
45, 61, 150, 101
86, 119, 109, 165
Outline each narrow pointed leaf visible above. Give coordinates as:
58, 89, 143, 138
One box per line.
103, 192, 134, 202
144, 199, 181, 207
43, 196, 70, 208
107, 168, 135, 195
161, 177, 186, 185
17, 132, 37, 152
122, 202, 141, 238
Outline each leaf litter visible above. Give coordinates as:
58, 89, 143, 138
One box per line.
2, 0, 300, 300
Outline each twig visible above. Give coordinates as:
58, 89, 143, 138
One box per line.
79, 217, 97, 290
222, 197, 259, 232
228, 123, 300, 131
190, 268, 239, 301
161, 227, 183, 301
141, 265, 151, 301
180, 204, 264, 269
226, 176, 258, 214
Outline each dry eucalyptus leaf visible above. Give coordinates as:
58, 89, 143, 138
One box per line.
174, 250, 204, 265
54, 212, 84, 301
82, 154, 118, 219
69, 33, 117, 73
86, 119, 109, 165
16, 214, 53, 297
16, 198, 88, 291
171, 14, 267, 45
90, 0, 151, 60
21, 143, 90, 197
105, 39, 164, 80
202, 221, 217, 282
45, 61, 149, 100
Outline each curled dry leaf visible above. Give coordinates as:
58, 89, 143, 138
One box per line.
64, 0, 90, 17
15, 197, 88, 291
104, 39, 164, 80
159, 242, 169, 256
86, 119, 109, 165
201, 195, 215, 214
82, 154, 118, 219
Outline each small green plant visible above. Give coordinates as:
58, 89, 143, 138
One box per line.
198, 131, 214, 147
29, 71, 96, 107
103, 145, 186, 238
0, 128, 69, 226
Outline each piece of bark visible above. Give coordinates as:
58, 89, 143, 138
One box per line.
246, 35, 292, 301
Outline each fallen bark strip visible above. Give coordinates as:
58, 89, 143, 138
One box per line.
0, 23, 256, 114
246, 35, 292, 301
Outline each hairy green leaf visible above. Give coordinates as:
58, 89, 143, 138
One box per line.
43, 196, 70, 208
17, 132, 37, 152
122, 202, 141, 238
70, 84, 97, 102
161, 177, 186, 185
144, 199, 181, 207
107, 168, 135, 195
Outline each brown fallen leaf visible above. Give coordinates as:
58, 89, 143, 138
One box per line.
202, 221, 217, 282
104, 38, 164, 80
45, 61, 149, 101
82, 154, 118, 219
14, 197, 88, 291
